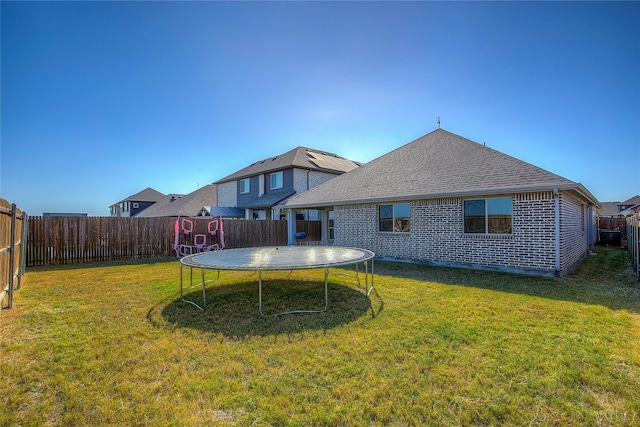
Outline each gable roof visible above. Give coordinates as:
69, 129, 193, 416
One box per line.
285, 128, 598, 208
620, 195, 640, 206
215, 146, 361, 184
114, 187, 165, 205
599, 201, 622, 217
136, 184, 217, 217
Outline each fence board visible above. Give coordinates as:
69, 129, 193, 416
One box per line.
627, 215, 639, 281
27, 217, 305, 266
1, 198, 26, 311
598, 217, 626, 233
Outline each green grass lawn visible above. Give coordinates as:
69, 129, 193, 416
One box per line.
1, 247, 639, 426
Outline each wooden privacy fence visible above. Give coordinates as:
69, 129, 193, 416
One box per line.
1, 198, 28, 311
28, 216, 176, 266
626, 214, 639, 281
27, 217, 320, 266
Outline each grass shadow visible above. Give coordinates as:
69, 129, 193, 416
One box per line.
373, 246, 640, 313
159, 278, 375, 337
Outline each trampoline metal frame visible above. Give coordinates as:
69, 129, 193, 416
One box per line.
179, 246, 374, 316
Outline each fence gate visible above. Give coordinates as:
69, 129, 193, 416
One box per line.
1, 200, 28, 311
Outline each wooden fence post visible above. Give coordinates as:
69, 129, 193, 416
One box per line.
7, 204, 17, 308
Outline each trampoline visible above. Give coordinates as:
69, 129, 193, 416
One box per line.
179, 246, 375, 316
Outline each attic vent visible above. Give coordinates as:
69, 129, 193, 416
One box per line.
272, 156, 277, 161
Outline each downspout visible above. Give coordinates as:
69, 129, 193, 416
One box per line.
554, 188, 561, 276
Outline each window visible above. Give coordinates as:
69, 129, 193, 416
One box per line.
270, 171, 283, 189
240, 178, 250, 194
379, 203, 410, 232
463, 197, 512, 234
328, 210, 335, 240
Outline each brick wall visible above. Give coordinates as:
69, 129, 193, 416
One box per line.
217, 182, 237, 208
332, 192, 575, 275
559, 192, 588, 272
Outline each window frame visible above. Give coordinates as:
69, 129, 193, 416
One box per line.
463, 196, 513, 235
270, 171, 283, 190
240, 178, 250, 194
378, 202, 411, 233
328, 210, 335, 241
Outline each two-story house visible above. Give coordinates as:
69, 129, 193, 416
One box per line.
109, 187, 166, 217
215, 147, 361, 220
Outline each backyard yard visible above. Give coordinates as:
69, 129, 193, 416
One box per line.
1, 246, 639, 426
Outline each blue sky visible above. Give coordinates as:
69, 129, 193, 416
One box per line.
1, 1, 638, 216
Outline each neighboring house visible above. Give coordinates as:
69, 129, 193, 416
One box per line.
598, 201, 621, 217
136, 184, 217, 218
43, 213, 88, 217
214, 146, 361, 220
599, 195, 640, 217
284, 128, 600, 277
619, 195, 640, 216
109, 187, 166, 217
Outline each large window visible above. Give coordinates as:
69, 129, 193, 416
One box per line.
240, 178, 250, 194
270, 171, 283, 189
464, 197, 512, 234
379, 203, 410, 232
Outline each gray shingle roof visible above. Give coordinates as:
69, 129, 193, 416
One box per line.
200, 207, 246, 218
214, 146, 361, 184
137, 184, 217, 217
241, 191, 296, 209
599, 201, 622, 217
621, 195, 640, 205
115, 187, 165, 204
285, 128, 597, 208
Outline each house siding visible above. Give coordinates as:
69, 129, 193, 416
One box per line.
334, 192, 563, 275
217, 182, 237, 208
559, 192, 589, 273
293, 169, 340, 194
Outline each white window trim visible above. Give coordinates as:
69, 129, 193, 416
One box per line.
240, 178, 250, 194
270, 171, 283, 189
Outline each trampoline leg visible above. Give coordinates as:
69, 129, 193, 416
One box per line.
259, 270, 265, 316
365, 259, 375, 297
180, 264, 206, 311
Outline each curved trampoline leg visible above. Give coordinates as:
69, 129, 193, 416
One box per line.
180, 264, 206, 311
259, 268, 329, 317
365, 259, 375, 297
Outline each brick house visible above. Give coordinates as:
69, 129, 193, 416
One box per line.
284, 129, 599, 276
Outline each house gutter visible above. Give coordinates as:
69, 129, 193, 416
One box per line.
286, 184, 580, 210
554, 188, 561, 275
